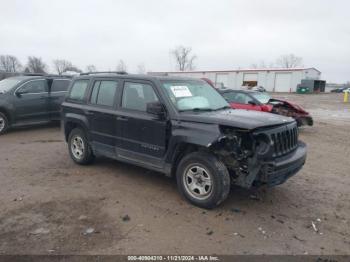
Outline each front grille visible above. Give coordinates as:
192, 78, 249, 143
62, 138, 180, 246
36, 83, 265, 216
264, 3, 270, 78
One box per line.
270, 124, 298, 156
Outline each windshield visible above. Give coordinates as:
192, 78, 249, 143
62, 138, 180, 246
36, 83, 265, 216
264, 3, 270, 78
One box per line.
0, 78, 22, 93
251, 92, 271, 104
161, 80, 229, 111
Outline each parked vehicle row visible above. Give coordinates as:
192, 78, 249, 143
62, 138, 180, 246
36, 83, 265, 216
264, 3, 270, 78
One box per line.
331, 87, 350, 93
0, 73, 307, 208
0, 75, 71, 134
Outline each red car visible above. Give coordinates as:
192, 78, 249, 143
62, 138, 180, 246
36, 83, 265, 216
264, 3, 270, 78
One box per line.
219, 89, 313, 126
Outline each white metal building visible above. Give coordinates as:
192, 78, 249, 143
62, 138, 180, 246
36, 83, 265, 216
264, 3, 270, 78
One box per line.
150, 68, 321, 92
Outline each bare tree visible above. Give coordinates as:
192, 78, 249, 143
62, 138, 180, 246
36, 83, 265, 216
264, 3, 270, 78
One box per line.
137, 63, 146, 74
25, 56, 48, 74
171, 46, 196, 71
0, 55, 22, 72
86, 65, 97, 72
276, 54, 303, 68
53, 59, 73, 75
116, 60, 127, 72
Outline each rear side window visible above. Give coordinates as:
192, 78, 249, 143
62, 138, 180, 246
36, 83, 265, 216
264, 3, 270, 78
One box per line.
51, 79, 71, 92
122, 82, 159, 111
90, 80, 118, 107
68, 80, 89, 101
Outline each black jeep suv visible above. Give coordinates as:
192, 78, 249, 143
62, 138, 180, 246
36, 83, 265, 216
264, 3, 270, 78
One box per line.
62, 73, 307, 208
0, 75, 71, 134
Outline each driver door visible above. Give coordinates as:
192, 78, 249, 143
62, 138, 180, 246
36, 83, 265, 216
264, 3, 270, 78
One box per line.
13, 79, 50, 123
116, 80, 168, 166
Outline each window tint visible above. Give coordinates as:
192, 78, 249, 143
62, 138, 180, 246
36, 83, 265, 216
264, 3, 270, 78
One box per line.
68, 80, 89, 101
122, 82, 159, 111
18, 80, 47, 94
90, 80, 118, 107
51, 79, 71, 92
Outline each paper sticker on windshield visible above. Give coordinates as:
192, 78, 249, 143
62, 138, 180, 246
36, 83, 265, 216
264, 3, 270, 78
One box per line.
170, 86, 192, 98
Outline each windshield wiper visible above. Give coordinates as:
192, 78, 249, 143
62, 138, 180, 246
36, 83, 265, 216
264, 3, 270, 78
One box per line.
179, 108, 214, 112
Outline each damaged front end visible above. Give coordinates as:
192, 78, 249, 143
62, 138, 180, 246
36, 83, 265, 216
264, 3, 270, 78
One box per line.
269, 99, 313, 126
209, 121, 307, 189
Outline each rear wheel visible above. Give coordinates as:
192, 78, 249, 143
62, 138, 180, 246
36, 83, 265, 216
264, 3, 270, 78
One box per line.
176, 152, 230, 209
0, 112, 9, 135
68, 128, 94, 165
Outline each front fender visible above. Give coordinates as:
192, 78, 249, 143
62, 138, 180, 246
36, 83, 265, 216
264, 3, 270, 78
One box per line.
165, 120, 222, 163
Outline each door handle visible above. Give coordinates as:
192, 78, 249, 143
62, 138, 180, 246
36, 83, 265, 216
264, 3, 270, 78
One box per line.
116, 116, 128, 121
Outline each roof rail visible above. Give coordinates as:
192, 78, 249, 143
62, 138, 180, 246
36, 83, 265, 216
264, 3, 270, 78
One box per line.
18, 73, 73, 78
21, 73, 46, 76
80, 71, 128, 76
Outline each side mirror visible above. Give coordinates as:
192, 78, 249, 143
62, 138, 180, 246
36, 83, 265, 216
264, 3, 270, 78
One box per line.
146, 102, 165, 117
248, 100, 256, 106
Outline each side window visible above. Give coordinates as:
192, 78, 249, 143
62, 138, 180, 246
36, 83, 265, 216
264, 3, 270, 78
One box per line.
242, 94, 255, 104
18, 80, 47, 94
68, 80, 89, 101
122, 82, 159, 112
234, 93, 253, 104
51, 80, 71, 92
90, 80, 118, 107
222, 92, 239, 103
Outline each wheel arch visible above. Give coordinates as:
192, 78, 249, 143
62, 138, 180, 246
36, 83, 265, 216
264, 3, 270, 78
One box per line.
0, 107, 12, 125
169, 142, 211, 177
64, 113, 90, 142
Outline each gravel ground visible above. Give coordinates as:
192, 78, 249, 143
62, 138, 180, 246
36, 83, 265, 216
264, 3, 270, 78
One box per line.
0, 93, 349, 255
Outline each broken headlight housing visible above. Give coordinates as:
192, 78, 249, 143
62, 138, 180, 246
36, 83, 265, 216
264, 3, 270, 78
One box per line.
255, 133, 272, 156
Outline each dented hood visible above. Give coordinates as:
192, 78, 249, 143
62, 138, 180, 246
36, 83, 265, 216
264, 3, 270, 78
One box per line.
178, 109, 295, 130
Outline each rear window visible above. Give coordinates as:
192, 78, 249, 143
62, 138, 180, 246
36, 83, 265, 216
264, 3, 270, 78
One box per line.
51, 79, 71, 92
68, 80, 89, 101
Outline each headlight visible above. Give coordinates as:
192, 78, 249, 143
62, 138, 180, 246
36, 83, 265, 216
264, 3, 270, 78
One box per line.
255, 134, 271, 155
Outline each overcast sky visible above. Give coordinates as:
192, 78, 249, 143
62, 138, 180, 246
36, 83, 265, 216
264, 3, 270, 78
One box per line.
1, 0, 349, 82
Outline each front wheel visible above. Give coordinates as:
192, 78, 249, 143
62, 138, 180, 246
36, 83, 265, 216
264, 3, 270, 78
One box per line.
68, 128, 94, 165
176, 152, 230, 209
0, 112, 9, 135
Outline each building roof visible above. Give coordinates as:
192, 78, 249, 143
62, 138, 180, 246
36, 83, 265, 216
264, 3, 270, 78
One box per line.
150, 67, 321, 74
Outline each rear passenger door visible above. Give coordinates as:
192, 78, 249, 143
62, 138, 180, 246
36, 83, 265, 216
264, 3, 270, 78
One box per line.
49, 79, 71, 120
116, 80, 167, 164
87, 79, 120, 156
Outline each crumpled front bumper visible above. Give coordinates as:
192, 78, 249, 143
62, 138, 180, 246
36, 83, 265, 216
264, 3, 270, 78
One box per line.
255, 141, 307, 187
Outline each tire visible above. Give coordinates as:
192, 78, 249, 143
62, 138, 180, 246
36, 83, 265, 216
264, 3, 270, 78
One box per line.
176, 151, 230, 209
0, 112, 9, 135
68, 128, 94, 165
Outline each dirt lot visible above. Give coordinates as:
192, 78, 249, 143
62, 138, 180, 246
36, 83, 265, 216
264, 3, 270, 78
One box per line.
0, 93, 349, 255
